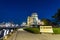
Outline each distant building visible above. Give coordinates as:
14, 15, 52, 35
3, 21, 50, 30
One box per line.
37, 20, 44, 25
32, 13, 38, 25
37, 20, 41, 25
15, 24, 19, 27
26, 12, 44, 27
21, 22, 26, 26
0, 22, 17, 27
27, 16, 33, 26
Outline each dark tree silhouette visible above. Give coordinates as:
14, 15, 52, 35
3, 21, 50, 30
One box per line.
52, 9, 60, 23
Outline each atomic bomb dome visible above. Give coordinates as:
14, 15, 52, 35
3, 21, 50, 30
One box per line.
32, 13, 38, 17
27, 12, 44, 26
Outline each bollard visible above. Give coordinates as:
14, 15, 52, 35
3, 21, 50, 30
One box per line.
3, 36, 8, 40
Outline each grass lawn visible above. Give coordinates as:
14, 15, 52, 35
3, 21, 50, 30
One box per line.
24, 27, 40, 34
53, 28, 60, 34
24, 27, 60, 34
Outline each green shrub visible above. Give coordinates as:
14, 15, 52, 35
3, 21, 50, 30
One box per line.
24, 27, 40, 34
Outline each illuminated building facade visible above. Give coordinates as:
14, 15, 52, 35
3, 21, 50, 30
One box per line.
27, 12, 44, 27
32, 13, 38, 25
27, 16, 33, 26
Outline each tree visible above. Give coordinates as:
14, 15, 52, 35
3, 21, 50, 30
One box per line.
41, 18, 52, 25
52, 9, 60, 23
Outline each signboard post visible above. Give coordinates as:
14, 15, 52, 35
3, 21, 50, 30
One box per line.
40, 26, 53, 33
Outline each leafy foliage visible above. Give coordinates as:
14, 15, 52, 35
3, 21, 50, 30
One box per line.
41, 19, 52, 25
52, 9, 60, 22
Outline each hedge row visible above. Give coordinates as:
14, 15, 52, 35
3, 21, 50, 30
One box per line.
24, 27, 40, 34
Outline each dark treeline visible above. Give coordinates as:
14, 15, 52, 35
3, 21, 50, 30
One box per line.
42, 9, 60, 28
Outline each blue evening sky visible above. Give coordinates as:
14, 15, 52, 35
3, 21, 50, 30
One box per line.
0, 0, 60, 24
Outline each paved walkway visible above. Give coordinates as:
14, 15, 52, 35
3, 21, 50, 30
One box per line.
8, 30, 60, 40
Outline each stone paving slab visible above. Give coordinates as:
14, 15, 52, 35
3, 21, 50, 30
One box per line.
8, 31, 60, 40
